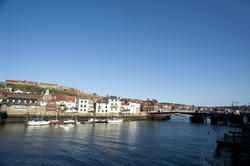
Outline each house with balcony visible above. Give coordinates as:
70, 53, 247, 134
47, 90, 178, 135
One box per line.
121, 99, 141, 114
95, 95, 121, 114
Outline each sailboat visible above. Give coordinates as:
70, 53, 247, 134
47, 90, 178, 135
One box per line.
88, 118, 107, 123
27, 119, 50, 126
107, 105, 123, 123
64, 113, 81, 124
49, 109, 63, 124
26, 107, 50, 126
107, 117, 123, 123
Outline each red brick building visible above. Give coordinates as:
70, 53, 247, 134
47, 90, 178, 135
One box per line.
5, 80, 38, 85
53, 94, 75, 103
142, 99, 159, 112
46, 99, 57, 111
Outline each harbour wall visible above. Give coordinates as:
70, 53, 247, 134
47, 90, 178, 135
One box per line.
6, 107, 149, 123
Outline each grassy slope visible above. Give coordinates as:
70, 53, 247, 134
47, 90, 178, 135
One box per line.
6, 83, 78, 96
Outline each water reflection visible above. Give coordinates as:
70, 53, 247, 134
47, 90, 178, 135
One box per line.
0, 120, 228, 166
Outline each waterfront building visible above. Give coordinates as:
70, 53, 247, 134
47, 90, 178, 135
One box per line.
77, 97, 90, 113
95, 100, 109, 113
5, 80, 38, 86
159, 103, 171, 111
105, 95, 121, 113
3, 93, 40, 106
46, 99, 57, 112
142, 99, 159, 112
95, 95, 121, 114
121, 99, 140, 114
40, 90, 52, 107
53, 94, 77, 112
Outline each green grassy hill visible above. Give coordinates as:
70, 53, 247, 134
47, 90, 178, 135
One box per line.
5, 83, 100, 98
6, 83, 79, 96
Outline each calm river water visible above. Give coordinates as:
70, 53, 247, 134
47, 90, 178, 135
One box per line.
0, 116, 228, 166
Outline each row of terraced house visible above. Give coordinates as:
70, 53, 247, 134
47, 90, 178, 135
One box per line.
1, 80, 160, 114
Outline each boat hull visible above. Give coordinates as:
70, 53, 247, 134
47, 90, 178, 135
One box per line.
88, 118, 107, 123
107, 119, 123, 123
26, 121, 50, 126
0, 111, 7, 124
64, 120, 81, 124
49, 120, 63, 124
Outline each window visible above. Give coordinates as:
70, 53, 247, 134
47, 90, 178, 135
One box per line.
84, 105, 86, 108
85, 101, 87, 103
81, 101, 83, 103
84, 109, 86, 112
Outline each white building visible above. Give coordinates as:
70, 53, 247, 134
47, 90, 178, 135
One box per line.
52, 94, 77, 113
77, 98, 90, 113
95, 95, 121, 114
40, 90, 52, 107
108, 96, 121, 113
121, 101, 140, 114
14, 90, 23, 94
56, 100, 77, 113
95, 100, 109, 114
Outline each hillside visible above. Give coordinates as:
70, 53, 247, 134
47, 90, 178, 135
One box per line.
6, 83, 79, 96
5, 83, 102, 99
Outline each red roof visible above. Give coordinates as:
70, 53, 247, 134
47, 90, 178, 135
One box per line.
53, 94, 75, 102
6, 80, 38, 85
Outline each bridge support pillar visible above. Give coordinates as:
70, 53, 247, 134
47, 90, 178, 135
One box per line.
190, 115, 205, 123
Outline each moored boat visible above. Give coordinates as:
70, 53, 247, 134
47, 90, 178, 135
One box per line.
64, 119, 75, 124
26, 119, 50, 126
107, 117, 123, 123
64, 119, 81, 124
49, 120, 63, 124
88, 118, 107, 123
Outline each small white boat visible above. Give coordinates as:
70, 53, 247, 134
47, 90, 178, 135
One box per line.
88, 118, 97, 123
88, 118, 107, 123
26, 120, 50, 126
76, 121, 81, 125
64, 119, 75, 124
107, 117, 123, 123
64, 119, 81, 124
49, 120, 63, 124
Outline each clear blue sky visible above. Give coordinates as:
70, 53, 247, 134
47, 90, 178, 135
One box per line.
0, 0, 249, 106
